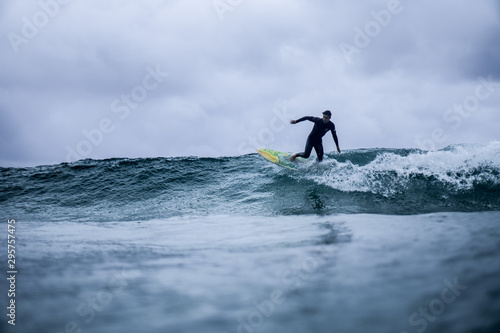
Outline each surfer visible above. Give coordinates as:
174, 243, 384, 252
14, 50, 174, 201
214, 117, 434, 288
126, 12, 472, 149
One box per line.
290, 110, 341, 162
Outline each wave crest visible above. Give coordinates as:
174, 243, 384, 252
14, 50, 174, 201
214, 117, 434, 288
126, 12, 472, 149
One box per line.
305, 142, 500, 197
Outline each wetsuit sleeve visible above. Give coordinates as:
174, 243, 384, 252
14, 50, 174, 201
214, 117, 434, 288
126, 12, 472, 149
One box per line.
331, 124, 340, 150
295, 116, 315, 123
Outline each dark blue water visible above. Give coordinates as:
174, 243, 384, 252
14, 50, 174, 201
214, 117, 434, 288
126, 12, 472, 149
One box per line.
1, 143, 499, 333
2, 143, 499, 222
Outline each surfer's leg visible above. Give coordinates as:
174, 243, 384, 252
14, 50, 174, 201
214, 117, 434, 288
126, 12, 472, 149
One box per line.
299, 139, 314, 158
291, 138, 314, 161
314, 142, 324, 162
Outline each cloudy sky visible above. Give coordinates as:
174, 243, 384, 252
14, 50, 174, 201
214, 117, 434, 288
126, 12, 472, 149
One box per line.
1, 0, 499, 166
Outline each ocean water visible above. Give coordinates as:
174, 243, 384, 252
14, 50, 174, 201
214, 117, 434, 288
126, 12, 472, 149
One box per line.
1, 143, 500, 333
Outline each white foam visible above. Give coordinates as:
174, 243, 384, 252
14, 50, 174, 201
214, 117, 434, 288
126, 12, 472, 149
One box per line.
305, 142, 500, 196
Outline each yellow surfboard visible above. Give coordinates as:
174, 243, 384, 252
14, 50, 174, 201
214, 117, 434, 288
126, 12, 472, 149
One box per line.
257, 148, 307, 170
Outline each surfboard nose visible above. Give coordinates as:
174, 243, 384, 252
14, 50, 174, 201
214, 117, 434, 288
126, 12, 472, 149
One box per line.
257, 149, 279, 164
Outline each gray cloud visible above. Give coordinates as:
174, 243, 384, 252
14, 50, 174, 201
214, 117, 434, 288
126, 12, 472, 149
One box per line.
460, 30, 500, 80
1, 0, 499, 166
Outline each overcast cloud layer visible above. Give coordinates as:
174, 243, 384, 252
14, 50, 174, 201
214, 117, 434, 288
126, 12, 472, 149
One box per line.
1, 0, 499, 166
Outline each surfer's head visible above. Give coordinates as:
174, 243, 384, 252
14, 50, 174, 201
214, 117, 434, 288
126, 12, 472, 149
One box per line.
322, 110, 332, 123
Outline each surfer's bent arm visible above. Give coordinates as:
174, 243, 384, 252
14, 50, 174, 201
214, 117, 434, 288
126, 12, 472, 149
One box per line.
332, 130, 341, 153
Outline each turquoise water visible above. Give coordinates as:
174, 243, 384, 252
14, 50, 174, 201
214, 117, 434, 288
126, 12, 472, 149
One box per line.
2, 143, 500, 221
1, 143, 500, 332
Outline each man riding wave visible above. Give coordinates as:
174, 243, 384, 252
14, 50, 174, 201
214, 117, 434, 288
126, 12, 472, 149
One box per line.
290, 110, 341, 162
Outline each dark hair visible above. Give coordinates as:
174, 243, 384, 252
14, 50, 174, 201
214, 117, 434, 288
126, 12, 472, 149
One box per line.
323, 110, 332, 117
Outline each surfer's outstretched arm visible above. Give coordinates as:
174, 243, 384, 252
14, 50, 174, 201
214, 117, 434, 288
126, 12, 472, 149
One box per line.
290, 116, 313, 124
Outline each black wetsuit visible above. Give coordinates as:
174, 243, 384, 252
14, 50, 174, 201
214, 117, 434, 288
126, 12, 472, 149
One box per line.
295, 116, 339, 161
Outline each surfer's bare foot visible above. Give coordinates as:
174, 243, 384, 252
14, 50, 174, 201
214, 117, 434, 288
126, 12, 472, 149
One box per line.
290, 153, 297, 162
